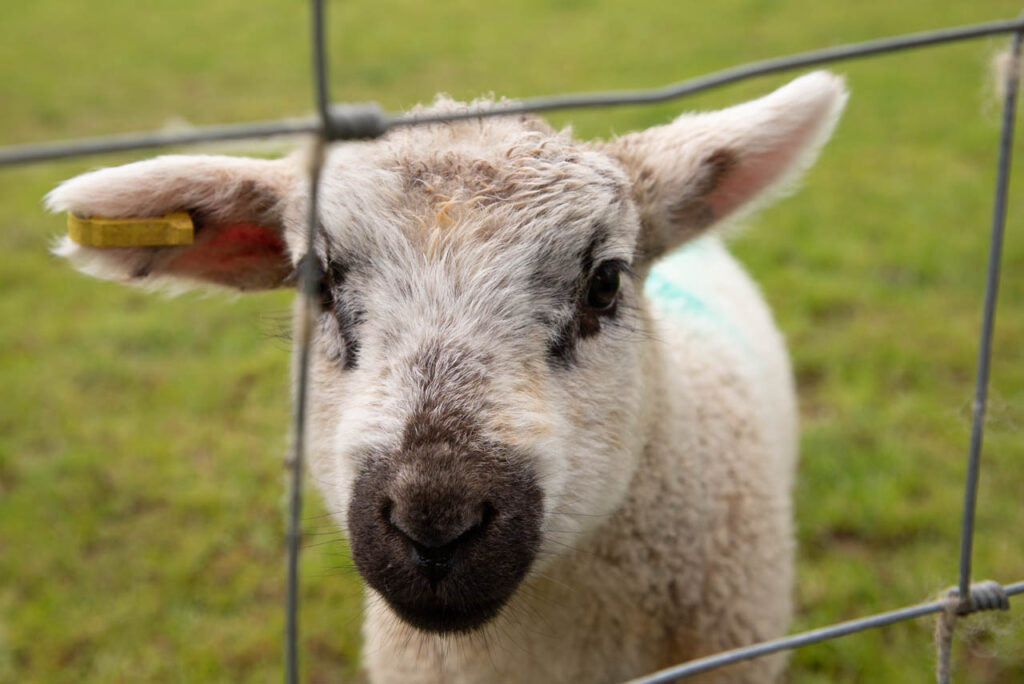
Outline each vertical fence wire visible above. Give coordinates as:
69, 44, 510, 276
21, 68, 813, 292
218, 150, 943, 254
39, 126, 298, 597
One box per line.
285, 138, 324, 683
932, 23, 1024, 684
956, 25, 1022, 608
284, 1, 331, 681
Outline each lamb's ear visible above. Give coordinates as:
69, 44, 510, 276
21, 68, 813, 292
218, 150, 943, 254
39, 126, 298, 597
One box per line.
46, 154, 298, 290
608, 71, 847, 266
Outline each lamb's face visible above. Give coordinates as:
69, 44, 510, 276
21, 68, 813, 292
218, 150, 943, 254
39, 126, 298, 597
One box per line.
300, 121, 648, 632
48, 72, 846, 636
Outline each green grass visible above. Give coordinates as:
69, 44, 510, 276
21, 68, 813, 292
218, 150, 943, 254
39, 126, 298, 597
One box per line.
2, 1, 1023, 681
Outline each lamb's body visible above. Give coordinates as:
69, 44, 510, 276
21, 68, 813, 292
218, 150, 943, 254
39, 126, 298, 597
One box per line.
361, 237, 797, 683
48, 72, 844, 684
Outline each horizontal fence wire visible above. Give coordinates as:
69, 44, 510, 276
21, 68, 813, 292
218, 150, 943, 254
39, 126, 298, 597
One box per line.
5, 4, 1023, 682
629, 581, 1024, 683
2, 15, 1024, 165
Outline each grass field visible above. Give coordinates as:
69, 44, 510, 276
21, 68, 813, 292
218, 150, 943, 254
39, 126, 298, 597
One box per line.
2, 1, 1023, 681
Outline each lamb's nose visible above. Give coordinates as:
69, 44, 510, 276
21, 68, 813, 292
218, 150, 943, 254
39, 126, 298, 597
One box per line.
387, 500, 492, 582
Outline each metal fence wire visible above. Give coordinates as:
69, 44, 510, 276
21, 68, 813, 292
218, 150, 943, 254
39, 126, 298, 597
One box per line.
2, 3, 1022, 682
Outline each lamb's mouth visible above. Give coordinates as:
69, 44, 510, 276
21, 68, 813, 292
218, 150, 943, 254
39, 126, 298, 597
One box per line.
351, 505, 541, 634
386, 593, 510, 633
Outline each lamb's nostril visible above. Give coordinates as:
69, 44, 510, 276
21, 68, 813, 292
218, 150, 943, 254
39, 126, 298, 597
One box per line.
409, 540, 456, 583
408, 515, 487, 582
389, 501, 489, 548
386, 500, 493, 581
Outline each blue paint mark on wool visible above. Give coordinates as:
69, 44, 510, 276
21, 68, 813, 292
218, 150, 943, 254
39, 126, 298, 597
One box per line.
644, 237, 752, 353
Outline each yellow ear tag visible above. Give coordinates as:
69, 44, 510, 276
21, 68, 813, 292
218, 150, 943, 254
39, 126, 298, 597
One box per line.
67, 212, 194, 248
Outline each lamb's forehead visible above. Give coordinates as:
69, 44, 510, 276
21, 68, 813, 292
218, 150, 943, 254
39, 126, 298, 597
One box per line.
311, 104, 635, 260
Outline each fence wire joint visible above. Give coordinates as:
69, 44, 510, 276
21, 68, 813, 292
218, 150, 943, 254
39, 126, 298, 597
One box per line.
324, 102, 388, 141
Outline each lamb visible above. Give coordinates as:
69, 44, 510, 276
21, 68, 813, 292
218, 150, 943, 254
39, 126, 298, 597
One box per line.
47, 71, 847, 683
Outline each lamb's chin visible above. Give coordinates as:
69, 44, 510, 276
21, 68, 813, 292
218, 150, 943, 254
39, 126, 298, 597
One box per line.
388, 595, 508, 634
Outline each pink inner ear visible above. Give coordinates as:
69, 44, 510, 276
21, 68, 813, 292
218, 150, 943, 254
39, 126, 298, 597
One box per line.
167, 222, 290, 287
704, 144, 798, 221
703, 110, 829, 223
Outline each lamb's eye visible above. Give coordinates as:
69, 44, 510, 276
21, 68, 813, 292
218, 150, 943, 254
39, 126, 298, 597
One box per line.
318, 276, 334, 312
585, 261, 621, 311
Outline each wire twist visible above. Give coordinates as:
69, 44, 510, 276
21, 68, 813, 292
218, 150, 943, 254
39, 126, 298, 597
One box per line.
935, 580, 1011, 684
324, 103, 388, 140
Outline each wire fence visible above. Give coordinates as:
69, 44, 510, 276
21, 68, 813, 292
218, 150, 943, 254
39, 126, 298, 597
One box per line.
3, 3, 1021, 682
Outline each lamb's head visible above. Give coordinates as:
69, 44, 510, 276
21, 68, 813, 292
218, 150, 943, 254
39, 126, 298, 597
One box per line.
48, 71, 846, 634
